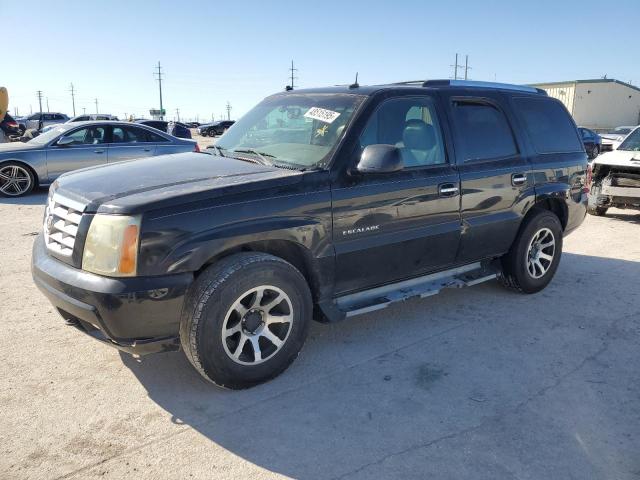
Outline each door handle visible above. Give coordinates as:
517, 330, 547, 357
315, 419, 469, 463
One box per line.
94, 149, 104, 154
438, 183, 459, 197
512, 173, 527, 186
143, 148, 152, 152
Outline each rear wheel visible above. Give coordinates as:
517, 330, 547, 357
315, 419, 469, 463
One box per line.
587, 205, 608, 216
180, 252, 312, 389
500, 209, 563, 293
588, 144, 600, 160
0, 162, 35, 197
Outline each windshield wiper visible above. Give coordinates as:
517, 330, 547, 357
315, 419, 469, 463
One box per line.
232, 149, 276, 166
209, 145, 226, 157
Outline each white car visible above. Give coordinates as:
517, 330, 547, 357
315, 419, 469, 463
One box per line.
600, 125, 636, 151
588, 126, 640, 216
22, 112, 69, 131
41, 114, 119, 133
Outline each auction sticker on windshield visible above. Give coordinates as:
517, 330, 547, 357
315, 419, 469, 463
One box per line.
304, 107, 341, 124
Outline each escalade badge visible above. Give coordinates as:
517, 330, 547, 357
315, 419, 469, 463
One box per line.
342, 225, 380, 236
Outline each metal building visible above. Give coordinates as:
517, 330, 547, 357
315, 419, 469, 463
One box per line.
530, 79, 640, 130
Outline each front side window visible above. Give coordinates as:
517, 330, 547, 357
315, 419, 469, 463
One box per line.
513, 97, 582, 154
451, 101, 518, 162
216, 93, 365, 169
360, 97, 446, 167
60, 127, 106, 145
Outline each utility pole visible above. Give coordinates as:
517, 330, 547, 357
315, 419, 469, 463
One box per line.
154, 61, 164, 120
94, 98, 99, 114
226, 101, 232, 121
175, 108, 180, 121
36, 91, 43, 114
82, 107, 86, 114
451, 53, 459, 80
464, 55, 471, 80
288, 60, 298, 90
69, 83, 76, 116
46, 97, 50, 112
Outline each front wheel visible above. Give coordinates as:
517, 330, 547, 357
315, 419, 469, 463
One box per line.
500, 210, 563, 294
0, 162, 35, 197
180, 253, 312, 389
588, 144, 600, 160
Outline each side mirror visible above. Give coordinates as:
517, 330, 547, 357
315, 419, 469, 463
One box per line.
355, 144, 403, 174
56, 136, 75, 147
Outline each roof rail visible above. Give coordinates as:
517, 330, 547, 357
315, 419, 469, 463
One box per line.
422, 79, 547, 95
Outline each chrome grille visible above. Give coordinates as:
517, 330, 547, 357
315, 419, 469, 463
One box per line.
43, 194, 86, 257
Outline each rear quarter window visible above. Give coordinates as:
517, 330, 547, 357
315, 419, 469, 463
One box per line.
512, 97, 582, 154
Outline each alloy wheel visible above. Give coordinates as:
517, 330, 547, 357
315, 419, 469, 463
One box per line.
525, 227, 555, 279
221, 285, 294, 365
0, 165, 32, 196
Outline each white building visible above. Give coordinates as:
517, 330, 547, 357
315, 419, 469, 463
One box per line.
530, 79, 640, 130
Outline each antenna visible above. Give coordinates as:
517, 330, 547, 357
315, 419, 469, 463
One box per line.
287, 60, 298, 90
349, 72, 359, 89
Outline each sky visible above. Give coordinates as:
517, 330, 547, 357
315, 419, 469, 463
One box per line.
3, 0, 640, 122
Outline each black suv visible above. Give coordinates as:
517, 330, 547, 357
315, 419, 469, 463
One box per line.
32, 80, 588, 389
199, 120, 235, 136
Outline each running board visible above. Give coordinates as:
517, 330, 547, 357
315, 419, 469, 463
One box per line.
325, 262, 499, 320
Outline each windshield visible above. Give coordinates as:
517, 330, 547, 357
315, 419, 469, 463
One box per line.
27, 124, 74, 145
216, 93, 365, 169
606, 127, 632, 135
618, 128, 640, 151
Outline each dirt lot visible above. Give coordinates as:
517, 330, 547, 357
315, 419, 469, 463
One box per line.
1, 192, 639, 480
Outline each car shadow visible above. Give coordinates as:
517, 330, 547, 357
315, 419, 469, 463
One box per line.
119, 252, 640, 479
0, 188, 47, 206
603, 210, 640, 225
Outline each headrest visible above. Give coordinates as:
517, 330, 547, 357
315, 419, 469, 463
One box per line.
402, 119, 435, 150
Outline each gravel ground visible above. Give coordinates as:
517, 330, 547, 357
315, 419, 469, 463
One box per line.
1, 192, 639, 480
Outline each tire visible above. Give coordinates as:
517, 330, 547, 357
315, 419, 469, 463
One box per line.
588, 144, 600, 160
180, 252, 312, 389
500, 209, 563, 294
587, 205, 608, 216
0, 162, 35, 197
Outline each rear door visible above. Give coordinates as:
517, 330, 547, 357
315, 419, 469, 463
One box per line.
45, 125, 109, 179
441, 92, 533, 263
332, 94, 462, 294
107, 125, 157, 162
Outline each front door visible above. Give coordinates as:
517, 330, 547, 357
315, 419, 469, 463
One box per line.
441, 92, 532, 262
107, 125, 157, 162
332, 95, 461, 295
45, 125, 108, 180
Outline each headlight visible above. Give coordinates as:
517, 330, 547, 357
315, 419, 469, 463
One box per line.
82, 214, 141, 277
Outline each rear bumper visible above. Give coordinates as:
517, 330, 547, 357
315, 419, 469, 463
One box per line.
31, 235, 193, 355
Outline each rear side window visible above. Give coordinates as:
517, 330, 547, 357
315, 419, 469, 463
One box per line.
513, 97, 582, 154
451, 101, 517, 162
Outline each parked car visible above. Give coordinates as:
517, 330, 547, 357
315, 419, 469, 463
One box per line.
32, 80, 587, 389
0, 121, 198, 196
41, 114, 120, 133
185, 122, 200, 128
198, 120, 235, 136
0, 113, 23, 138
600, 126, 635, 151
135, 120, 192, 139
587, 126, 640, 216
578, 127, 602, 159
22, 112, 69, 131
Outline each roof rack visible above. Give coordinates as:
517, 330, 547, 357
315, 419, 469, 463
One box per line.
422, 79, 547, 95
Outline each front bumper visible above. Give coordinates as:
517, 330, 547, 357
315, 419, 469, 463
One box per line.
31, 235, 193, 355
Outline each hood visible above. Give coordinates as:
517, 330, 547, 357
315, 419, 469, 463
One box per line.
592, 149, 640, 168
55, 152, 303, 214
0, 141, 42, 154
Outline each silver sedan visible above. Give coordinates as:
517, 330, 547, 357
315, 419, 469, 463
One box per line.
0, 121, 198, 197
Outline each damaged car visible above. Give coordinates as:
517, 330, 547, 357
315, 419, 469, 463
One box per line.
588, 126, 640, 216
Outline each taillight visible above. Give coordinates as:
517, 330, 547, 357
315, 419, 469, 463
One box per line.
6, 121, 17, 127
194, 143, 200, 153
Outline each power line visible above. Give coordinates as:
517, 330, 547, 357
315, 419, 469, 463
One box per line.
154, 61, 164, 120
69, 83, 76, 116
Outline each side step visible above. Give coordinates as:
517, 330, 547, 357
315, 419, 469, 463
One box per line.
328, 262, 499, 320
